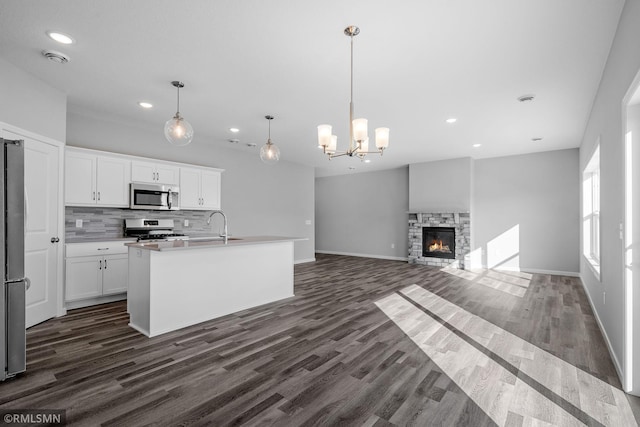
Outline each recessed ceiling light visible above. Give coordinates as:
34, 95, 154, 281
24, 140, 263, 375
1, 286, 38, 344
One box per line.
228, 139, 239, 144
517, 94, 535, 102
46, 31, 75, 45
446, 118, 457, 124
531, 137, 543, 142
246, 143, 257, 148
138, 102, 153, 109
364, 159, 371, 163
472, 143, 482, 148
229, 128, 240, 133
348, 166, 356, 170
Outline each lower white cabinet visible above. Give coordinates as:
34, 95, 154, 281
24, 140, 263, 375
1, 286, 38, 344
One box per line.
65, 241, 129, 302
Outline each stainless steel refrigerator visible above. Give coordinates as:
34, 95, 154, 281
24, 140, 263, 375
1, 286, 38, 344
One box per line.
1, 138, 26, 381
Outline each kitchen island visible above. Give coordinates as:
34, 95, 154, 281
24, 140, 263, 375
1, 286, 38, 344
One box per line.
126, 236, 298, 337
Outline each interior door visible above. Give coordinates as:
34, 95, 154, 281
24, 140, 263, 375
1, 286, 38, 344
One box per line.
13, 131, 61, 327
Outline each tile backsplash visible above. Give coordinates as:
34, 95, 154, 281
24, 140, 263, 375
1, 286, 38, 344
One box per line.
65, 207, 221, 240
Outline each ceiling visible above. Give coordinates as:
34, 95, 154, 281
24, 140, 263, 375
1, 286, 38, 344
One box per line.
0, 0, 625, 177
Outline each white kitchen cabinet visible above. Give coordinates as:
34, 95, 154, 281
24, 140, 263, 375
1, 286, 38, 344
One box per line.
180, 167, 221, 210
65, 148, 130, 207
65, 241, 129, 303
131, 160, 179, 185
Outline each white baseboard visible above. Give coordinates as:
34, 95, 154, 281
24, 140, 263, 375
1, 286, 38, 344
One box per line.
294, 258, 316, 264
519, 267, 580, 277
316, 250, 408, 262
578, 274, 625, 384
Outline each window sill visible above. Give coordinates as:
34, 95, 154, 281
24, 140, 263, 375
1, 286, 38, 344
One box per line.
583, 255, 601, 281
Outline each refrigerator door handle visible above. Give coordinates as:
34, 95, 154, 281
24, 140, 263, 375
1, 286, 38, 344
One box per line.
25, 277, 31, 290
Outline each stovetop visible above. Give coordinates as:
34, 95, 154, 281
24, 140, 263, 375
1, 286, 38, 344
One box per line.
124, 218, 189, 242
135, 233, 188, 242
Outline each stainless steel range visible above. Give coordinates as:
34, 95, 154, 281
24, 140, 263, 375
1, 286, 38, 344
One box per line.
125, 219, 189, 242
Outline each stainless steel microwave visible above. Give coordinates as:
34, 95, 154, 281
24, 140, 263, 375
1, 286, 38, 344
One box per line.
130, 183, 180, 210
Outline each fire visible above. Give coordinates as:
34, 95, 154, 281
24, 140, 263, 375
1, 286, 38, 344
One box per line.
428, 239, 450, 253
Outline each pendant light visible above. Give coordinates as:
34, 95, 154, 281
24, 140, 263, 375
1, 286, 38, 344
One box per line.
164, 81, 194, 146
260, 115, 280, 164
317, 26, 389, 160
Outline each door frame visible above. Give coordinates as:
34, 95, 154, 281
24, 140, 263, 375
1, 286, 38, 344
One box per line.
0, 122, 66, 319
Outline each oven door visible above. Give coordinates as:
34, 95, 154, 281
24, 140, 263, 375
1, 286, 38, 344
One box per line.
130, 183, 180, 210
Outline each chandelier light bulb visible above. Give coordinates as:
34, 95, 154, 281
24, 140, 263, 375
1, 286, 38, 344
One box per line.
375, 127, 389, 150
317, 124, 332, 148
353, 118, 368, 142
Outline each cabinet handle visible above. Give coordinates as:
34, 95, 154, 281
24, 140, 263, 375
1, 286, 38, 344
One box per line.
99, 260, 102, 270
50, 237, 60, 243
104, 259, 107, 269
92, 191, 96, 201
97, 192, 101, 201
156, 172, 160, 181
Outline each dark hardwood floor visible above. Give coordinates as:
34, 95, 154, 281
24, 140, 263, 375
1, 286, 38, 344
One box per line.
1, 254, 638, 426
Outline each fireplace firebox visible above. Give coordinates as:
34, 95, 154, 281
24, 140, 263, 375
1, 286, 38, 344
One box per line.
422, 227, 455, 259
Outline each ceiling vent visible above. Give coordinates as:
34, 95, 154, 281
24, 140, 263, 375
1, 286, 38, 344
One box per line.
41, 50, 70, 63
517, 94, 535, 102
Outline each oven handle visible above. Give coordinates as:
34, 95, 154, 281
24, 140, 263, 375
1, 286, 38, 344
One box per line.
167, 191, 172, 210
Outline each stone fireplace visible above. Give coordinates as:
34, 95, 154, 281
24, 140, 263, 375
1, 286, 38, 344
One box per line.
408, 212, 470, 268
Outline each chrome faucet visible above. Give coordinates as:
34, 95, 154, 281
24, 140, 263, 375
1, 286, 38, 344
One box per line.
207, 210, 228, 244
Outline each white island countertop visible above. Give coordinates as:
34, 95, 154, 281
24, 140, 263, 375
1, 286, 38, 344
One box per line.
125, 235, 305, 252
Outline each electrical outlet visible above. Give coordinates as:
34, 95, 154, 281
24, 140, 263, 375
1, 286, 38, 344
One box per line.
391, 243, 395, 249
305, 220, 312, 225
184, 219, 189, 227
76, 219, 83, 228
603, 291, 606, 305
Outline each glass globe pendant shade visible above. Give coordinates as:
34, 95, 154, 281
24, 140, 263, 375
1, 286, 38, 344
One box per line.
260, 141, 280, 164
164, 114, 194, 146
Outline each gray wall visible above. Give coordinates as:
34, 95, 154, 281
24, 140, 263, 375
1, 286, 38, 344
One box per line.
0, 57, 67, 141
67, 110, 316, 263
409, 157, 472, 212
316, 151, 579, 273
315, 166, 409, 260
579, 0, 640, 385
473, 149, 580, 274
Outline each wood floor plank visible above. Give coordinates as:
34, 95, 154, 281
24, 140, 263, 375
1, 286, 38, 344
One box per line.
0, 253, 638, 426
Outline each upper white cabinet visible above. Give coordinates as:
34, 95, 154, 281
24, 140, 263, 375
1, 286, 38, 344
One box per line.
180, 167, 221, 210
131, 160, 179, 185
65, 148, 131, 207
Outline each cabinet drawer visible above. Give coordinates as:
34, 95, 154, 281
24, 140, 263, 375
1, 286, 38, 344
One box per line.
66, 241, 130, 257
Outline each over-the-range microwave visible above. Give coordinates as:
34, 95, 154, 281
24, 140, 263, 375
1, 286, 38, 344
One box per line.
130, 182, 180, 210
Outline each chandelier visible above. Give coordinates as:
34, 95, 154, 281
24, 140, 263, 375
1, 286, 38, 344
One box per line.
317, 26, 389, 160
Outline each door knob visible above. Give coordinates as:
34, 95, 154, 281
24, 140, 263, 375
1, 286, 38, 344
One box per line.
50, 237, 60, 243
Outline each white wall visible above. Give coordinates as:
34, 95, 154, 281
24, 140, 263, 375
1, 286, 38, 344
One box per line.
578, 0, 640, 388
473, 149, 580, 274
315, 166, 409, 260
409, 157, 472, 212
67, 110, 316, 263
0, 57, 67, 141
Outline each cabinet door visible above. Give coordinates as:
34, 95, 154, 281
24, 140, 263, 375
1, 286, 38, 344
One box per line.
131, 161, 157, 183
65, 257, 102, 301
155, 164, 180, 185
65, 151, 96, 205
97, 156, 131, 206
102, 254, 128, 295
180, 168, 202, 209
200, 170, 221, 210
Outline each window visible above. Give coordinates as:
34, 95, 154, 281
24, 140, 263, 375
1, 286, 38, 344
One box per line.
583, 144, 600, 278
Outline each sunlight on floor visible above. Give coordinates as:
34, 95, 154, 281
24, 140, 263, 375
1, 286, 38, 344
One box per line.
441, 264, 533, 298
375, 285, 637, 426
